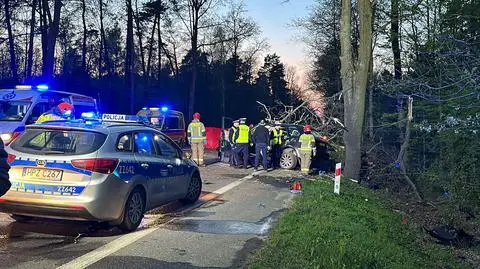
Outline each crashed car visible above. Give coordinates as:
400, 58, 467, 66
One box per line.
277, 124, 335, 172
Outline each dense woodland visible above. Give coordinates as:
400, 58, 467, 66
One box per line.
0, 0, 294, 126
0, 0, 479, 216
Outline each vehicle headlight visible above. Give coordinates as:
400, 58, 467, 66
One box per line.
1, 133, 12, 142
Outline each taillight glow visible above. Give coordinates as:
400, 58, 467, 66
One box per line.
71, 158, 119, 174
1, 132, 21, 146
7, 154, 16, 164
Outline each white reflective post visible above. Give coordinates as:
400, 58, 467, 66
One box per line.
334, 163, 341, 194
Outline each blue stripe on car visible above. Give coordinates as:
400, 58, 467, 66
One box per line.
10, 181, 86, 196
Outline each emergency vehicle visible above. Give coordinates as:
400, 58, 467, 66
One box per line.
137, 107, 187, 148
0, 85, 98, 145
1, 113, 201, 232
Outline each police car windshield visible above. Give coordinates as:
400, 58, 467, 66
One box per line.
0, 101, 31, 121
11, 129, 107, 155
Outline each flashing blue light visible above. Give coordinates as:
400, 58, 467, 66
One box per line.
36, 84, 49, 91
161, 106, 169, 112
142, 107, 148, 110
81, 112, 97, 120
142, 136, 148, 142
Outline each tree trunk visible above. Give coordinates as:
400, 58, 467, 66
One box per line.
147, 15, 158, 77
340, 0, 373, 181
134, 0, 146, 75
395, 97, 422, 202
4, 0, 19, 83
391, 0, 402, 80
126, 0, 135, 113
26, 0, 37, 79
99, 0, 110, 77
82, 0, 88, 72
42, 0, 62, 79
188, 9, 200, 119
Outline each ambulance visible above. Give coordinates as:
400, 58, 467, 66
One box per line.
0, 85, 98, 145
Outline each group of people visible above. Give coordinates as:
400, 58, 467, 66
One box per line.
184, 113, 320, 174
225, 119, 286, 171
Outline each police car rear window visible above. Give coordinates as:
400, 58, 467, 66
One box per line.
11, 129, 107, 155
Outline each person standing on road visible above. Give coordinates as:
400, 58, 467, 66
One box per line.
228, 120, 239, 167
0, 137, 11, 197
299, 125, 316, 174
270, 121, 285, 169
252, 120, 270, 171
233, 118, 250, 169
187, 112, 207, 167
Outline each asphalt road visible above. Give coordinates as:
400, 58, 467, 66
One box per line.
0, 161, 298, 269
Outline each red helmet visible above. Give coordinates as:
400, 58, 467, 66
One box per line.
193, 112, 201, 120
304, 125, 312, 132
57, 102, 73, 112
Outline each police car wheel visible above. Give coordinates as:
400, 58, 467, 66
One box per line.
10, 214, 33, 222
119, 188, 145, 232
280, 149, 298, 170
181, 174, 202, 205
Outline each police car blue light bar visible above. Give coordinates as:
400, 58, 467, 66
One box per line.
161, 106, 168, 112
36, 84, 49, 91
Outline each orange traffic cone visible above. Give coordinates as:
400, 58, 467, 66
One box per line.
290, 181, 303, 194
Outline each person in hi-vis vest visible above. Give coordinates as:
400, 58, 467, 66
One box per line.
299, 125, 316, 174
187, 112, 207, 166
233, 118, 250, 169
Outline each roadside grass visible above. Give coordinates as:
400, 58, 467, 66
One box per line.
249, 178, 468, 269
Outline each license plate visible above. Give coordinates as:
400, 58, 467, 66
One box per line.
22, 168, 63, 181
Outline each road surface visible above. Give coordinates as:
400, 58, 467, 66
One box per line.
0, 161, 299, 269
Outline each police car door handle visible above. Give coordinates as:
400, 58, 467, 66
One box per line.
141, 163, 149, 169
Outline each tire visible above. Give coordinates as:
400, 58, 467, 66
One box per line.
180, 174, 202, 205
10, 214, 33, 222
118, 188, 145, 232
280, 149, 298, 170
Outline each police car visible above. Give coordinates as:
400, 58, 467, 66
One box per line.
0, 113, 202, 231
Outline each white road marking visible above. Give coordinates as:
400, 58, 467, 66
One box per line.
56, 171, 255, 269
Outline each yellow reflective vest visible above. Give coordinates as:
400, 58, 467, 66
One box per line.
299, 133, 316, 152
271, 129, 284, 145
235, 124, 249, 144
187, 120, 206, 142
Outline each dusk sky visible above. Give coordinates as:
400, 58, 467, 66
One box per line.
244, 0, 315, 84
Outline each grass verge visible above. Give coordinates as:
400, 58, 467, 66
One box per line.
249, 178, 468, 269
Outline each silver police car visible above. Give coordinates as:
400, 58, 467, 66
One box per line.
0, 114, 202, 231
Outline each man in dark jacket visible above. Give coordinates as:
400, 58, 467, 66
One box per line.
0, 137, 11, 197
252, 120, 270, 171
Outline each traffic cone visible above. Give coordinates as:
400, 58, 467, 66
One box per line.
291, 181, 302, 191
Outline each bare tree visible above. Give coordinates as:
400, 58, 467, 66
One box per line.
82, 0, 88, 72
40, 0, 63, 79
171, 0, 219, 119
26, 0, 37, 79
340, 0, 373, 180
126, 0, 135, 113
4, 0, 19, 82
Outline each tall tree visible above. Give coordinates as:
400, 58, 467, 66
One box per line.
81, 0, 88, 72
134, 0, 146, 75
126, 0, 135, 113
26, 0, 37, 79
172, 0, 218, 119
340, 0, 373, 180
4, 0, 19, 82
41, 0, 63, 79
391, 0, 401, 80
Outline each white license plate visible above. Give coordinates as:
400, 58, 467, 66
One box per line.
22, 168, 63, 181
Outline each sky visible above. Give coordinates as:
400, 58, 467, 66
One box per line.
244, 0, 315, 85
